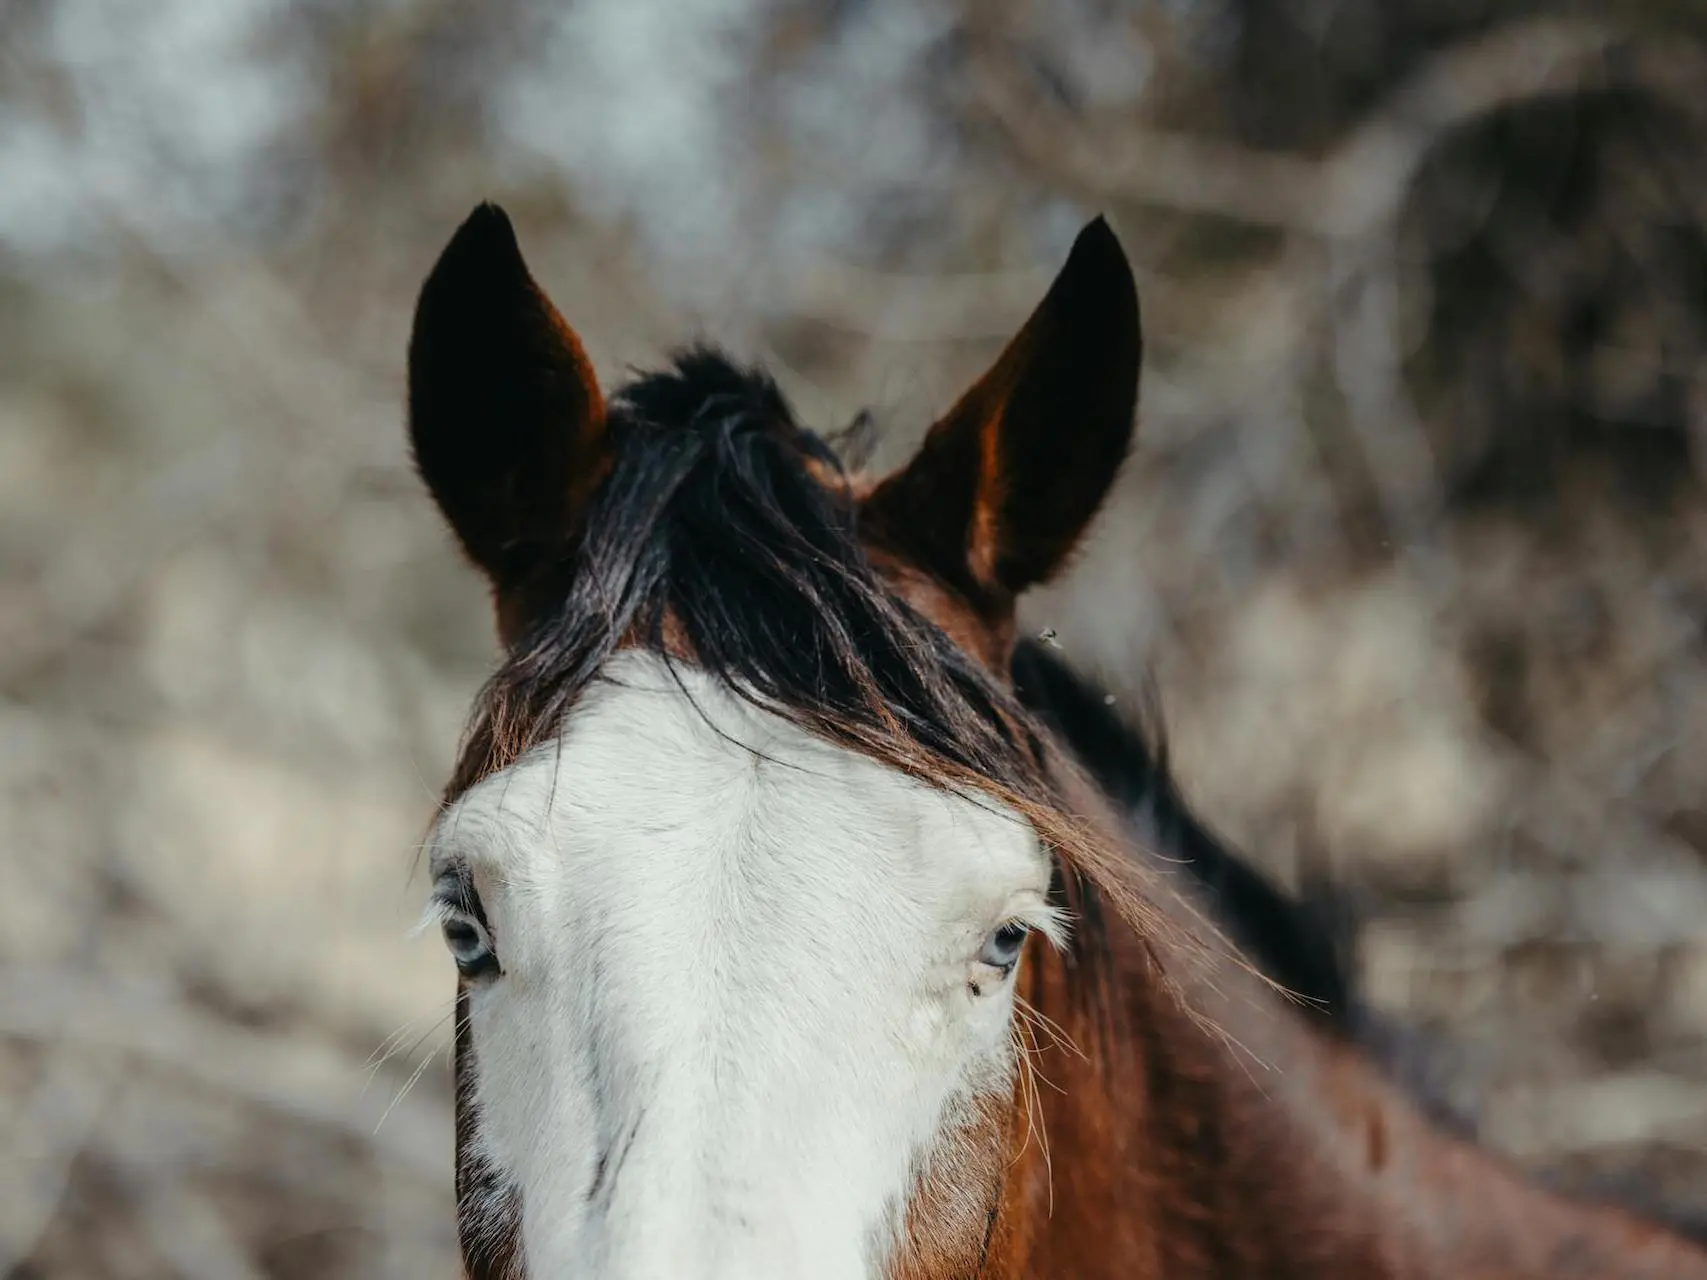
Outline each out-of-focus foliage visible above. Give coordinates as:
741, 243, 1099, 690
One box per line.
3, 1, 1706, 1274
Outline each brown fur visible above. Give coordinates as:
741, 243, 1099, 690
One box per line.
409, 203, 1707, 1278
885, 579, 1707, 1278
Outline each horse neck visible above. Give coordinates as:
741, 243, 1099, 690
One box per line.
994, 876, 1707, 1278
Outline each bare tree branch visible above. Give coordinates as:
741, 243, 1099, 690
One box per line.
973, 18, 1653, 240
0, 970, 450, 1186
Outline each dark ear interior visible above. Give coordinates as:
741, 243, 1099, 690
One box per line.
408, 203, 608, 598
861, 217, 1141, 613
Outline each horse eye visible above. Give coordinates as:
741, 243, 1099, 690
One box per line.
978, 921, 1030, 974
442, 916, 498, 979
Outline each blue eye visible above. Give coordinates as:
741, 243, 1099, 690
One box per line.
978, 921, 1030, 973
443, 916, 499, 980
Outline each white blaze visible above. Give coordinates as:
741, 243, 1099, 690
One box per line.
428, 652, 1053, 1279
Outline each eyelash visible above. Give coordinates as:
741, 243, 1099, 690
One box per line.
979, 920, 1031, 973
418, 876, 501, 980
441, 912, 500, 979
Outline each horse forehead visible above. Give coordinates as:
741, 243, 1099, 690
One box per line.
436, 654, 1044, 911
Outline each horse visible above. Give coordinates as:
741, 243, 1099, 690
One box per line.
404, 202, 1707, 1278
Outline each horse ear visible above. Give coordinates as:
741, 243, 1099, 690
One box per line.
861, 217, 1140, 612
408, 203, 608, 600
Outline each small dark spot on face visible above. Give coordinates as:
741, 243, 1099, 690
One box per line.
1366, 1104, 1388, 1172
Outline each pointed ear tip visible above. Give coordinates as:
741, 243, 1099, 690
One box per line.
430, 201, 523, 278
1059, 216, 1139, 332
415, 205, 530, 332
462, 200, 514, 235
1071, 215, 1129, 264
464, 200, 520, 245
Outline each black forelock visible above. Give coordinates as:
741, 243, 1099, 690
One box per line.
612, 347, 798, 448
450, 346, 1048, 818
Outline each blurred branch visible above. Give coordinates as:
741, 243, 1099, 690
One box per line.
974, 13, 1707, 596
0, 1046, 119, 1273
973, 17, 1646, 239
0, 969, 449, 1186
776, 18, 1651, 344
127, 1175, 271, 1280
1485, 1069, 1707, 1163
0, 221, 399, 693
1327, 232, 1452, 581
0, 433, 252, 691
782, 260, 1056, 341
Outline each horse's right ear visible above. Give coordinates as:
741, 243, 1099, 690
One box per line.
408, 203, 608, 605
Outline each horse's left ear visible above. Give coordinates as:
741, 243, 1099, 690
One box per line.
861, 217, 1140, 613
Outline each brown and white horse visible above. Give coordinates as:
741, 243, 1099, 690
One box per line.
406, 203, 1707, 1279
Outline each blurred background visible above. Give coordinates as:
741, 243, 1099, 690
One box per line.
5, 0, 1707, 1274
